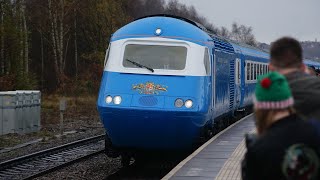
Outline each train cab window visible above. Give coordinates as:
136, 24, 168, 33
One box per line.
104, 44, 111, 68
123, 44, 187, 70
204, 48, 211, 75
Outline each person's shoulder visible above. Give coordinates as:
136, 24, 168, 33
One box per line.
247, 132, 278, 157
286, 72, 320, 87
248, 117, 316, 153
306, 119, 320, 137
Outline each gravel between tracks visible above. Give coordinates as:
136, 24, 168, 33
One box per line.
35, 154, 122, 180
0, 116, 104, 162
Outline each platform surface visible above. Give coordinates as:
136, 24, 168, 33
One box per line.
162, 114, 255, 180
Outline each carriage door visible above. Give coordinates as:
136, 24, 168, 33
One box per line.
235, 58, 241, 108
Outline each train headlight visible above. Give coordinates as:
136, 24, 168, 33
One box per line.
174, 99, 184, 108
113, 96, 122, 105
185, 100, 193, 108
106, 96, 113, 104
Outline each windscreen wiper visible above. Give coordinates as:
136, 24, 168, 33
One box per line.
126, 59, 154, 73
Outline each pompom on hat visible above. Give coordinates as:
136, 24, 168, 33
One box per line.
254, 72, 294, 109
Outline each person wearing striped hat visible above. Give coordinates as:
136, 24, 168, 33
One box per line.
242, 72, 320, 180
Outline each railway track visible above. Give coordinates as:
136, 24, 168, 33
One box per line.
0, 135, 105, 180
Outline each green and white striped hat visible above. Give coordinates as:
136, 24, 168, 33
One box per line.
254, 72, 294, 109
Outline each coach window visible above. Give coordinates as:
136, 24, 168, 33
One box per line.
264, 65, 267, 74
259, 64, 262, 76
249, 63, 253, 81
247, 63, 249, 80
253, 63, 255, 80
236, 59, 240, 84
204, 48, 210, 75
252, 63, 254, 80
253, 64, 257, 80
246, 62, 250, 81
249, 63, 252, 81
257, 64, 260, 76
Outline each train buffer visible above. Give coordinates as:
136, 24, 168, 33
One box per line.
162, 114, 255, 180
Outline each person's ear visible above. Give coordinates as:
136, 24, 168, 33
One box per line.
301, 64, 308, 73
268, 63, 275, 71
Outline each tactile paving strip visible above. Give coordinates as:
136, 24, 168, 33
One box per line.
215, 129, 255, 180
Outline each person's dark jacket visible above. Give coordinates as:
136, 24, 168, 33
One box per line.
285, 71, 320, 120
241, 114, 320, 180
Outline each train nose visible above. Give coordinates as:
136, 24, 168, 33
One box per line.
99, 108, 206, 149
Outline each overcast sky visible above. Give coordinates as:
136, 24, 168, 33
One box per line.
174, 0, 320, 44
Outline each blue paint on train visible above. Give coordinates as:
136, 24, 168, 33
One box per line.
97, 15, 318, 154
111, 16, 212, 46
97, 71, 212, 148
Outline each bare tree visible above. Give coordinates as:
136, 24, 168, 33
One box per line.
165, 0, 179, 16
230, 22, 257, 46
74, 8, 77, 79
0, 0, 4, 75
22, 0, 28, 74
219, 26, 231, 39
48, 0, 70, 85
143, 0, 165, 16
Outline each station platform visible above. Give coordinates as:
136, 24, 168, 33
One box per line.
162, 114, 255, 180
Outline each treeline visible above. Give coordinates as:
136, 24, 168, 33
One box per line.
0, 0, 256, 93
301, 41, 320, 61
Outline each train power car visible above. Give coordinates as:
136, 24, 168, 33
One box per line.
97, 15, 317, 166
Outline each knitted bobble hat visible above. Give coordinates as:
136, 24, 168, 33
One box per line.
254, 72, 294, 109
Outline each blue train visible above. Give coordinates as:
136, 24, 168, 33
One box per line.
97, 15, 320, 165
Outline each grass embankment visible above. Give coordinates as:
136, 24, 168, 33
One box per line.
41, 94, 99, 125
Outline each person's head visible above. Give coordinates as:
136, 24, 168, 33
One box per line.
269, 37, 305, 73
254, 72, 295, 135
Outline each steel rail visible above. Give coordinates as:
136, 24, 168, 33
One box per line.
0, 134, 105, 180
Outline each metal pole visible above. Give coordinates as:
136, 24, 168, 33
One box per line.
60, 111, 63, 137
59, 98, 66, 138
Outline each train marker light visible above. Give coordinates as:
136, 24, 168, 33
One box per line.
106, 96, 113, 104
155, 28, 162, 36
114, 96, 122, 105
174, 99, 184, 108
185, 100, 193, 108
